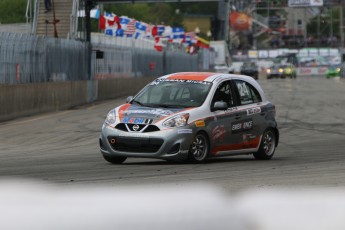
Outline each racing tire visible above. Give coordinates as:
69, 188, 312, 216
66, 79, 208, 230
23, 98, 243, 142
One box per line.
188, 133, 209, 163
253, 129, 276, 160
103, 155, 127, 164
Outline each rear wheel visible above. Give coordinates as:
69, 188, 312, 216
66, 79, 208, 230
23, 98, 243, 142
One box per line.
253, 129, 276, 160
103, 155, 127, 164
188, 133, 209, 163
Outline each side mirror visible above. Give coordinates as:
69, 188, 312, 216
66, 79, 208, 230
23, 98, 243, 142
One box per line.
212, 101, 228, 111
126, 96, 134, 103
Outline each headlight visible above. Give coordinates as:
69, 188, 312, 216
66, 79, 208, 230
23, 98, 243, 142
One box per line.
336, 68, 341, 72
278, 68, 283, 73
266, 69, 271, 73
105, 110, 116, 126
285, 68, 292, 74
163, 113, 189, 128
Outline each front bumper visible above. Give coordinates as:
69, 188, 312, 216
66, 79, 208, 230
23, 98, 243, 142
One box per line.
100, 124, 194, 161
267, 73, 280, 79
326, 72, 340, 78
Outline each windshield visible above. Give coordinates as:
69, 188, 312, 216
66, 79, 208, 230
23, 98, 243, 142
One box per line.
133, 80, 212, 108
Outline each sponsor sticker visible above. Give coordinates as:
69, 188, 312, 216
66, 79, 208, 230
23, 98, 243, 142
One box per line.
247, 107, 261, 116
177, 129, 193, 134
118, 133, 149, 139
225, 107, 238, 113
123, 109, 174, 117
231, 118, 253, 133
122, 117, 152, 124
242, 133, 257, 142
212, 125, 226, 142
195, 120, 205, 127
155, 79, 211, 85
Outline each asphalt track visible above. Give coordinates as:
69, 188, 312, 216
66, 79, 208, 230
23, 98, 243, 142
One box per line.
1, 76, 345, 193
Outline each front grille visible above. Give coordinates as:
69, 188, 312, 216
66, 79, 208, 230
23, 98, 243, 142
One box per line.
142, 125, 160, 132
108, 136, 163, 153
115, 123, 160, 132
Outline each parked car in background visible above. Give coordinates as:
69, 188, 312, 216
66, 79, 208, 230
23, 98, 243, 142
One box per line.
240, 61, 259, 79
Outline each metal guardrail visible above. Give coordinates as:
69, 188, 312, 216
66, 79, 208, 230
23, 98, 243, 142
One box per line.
91, 43, 202, 79
0, 32, 211, 84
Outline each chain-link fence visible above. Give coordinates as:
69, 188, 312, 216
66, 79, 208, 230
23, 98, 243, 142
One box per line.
0, 32, 88, 84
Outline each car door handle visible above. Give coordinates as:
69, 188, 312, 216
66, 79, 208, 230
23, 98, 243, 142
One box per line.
235, 115, 241, 120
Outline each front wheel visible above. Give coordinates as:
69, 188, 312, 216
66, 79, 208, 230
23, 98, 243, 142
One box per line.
103, 155, 127, 164
253, 129, 276, 160
188, 133, 209, 163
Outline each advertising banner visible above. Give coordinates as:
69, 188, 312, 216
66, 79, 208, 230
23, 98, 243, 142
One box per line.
288, 0, 323, 7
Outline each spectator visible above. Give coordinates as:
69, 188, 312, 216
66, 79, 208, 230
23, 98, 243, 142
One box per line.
44, 0, 51, 13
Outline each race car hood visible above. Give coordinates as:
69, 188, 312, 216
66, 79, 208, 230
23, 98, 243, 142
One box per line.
117, 104, 187, 124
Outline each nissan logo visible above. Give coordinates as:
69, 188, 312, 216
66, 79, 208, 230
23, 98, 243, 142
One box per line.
132, 124, 140, 131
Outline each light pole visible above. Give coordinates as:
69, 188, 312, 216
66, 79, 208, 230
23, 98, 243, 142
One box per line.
340, 5, 344, 47
195, 27, 200, 35
207, 30, 212, 40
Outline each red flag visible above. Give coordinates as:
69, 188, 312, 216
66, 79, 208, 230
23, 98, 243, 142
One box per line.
99, 15, 106, 30
152, 26, 158, 37
99, 14, 121, 30
154, 37, 163, 52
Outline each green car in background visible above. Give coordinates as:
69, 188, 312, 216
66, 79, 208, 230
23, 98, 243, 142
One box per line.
326, 65, 341, 78
279, 63, 297, 78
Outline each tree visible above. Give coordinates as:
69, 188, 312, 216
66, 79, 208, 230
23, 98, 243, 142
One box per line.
0, 0, 26, 24
104, 2, 217, 28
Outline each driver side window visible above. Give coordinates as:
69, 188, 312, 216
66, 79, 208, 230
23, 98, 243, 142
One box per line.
212, 81, 234, 108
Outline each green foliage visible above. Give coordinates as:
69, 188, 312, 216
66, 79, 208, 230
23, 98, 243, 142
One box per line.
307, 8, 340, 36
104, 2, 217, 28
0, 0, 26, 24
0, 0, 217, 31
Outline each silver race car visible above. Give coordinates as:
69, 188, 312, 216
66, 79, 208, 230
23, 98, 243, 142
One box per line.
99, 72, 279, 163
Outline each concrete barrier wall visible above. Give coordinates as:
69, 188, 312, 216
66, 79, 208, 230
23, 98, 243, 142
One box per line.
0, 81, 88, 122
0, 77, 156, 122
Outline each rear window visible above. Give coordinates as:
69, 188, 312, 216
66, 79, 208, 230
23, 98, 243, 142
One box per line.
234, 80, 262, 105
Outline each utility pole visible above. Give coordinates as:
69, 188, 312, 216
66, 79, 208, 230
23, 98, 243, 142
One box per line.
329, 7, 333, 46
84, 0, 95, 83
225, 0, 230, 51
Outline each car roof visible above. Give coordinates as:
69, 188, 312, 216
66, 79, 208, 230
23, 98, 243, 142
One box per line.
159, 72, 254, 82
158, 72, 267, 101
160, 72, 219, 82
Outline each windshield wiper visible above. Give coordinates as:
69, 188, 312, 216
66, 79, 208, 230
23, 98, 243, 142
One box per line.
131, 100, 145, 106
